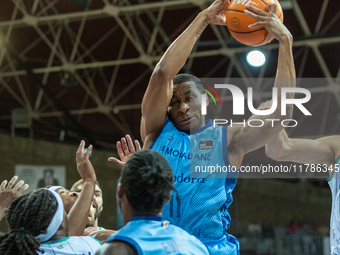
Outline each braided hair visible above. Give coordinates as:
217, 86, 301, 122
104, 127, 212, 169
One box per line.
121, 150, 177, 213
0, 188, 58, 255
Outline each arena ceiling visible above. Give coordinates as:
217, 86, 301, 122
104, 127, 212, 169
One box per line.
0, 0, 340, 151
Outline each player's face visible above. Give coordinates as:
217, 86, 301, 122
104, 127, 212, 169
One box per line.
87, 203, 97, 227
56, 188, 78, 214
169, 82, 205, 132
71, 183, 103, 226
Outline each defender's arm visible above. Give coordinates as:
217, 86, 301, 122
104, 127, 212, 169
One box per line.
230, 4, 295, 161
265, 130, 339, 173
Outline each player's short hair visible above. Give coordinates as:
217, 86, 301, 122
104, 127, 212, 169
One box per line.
0, 189, 58, 255
70, 179, 103, 222
173, 74, 203, 93
43, 168, 54, 175
121, 150, 176, 213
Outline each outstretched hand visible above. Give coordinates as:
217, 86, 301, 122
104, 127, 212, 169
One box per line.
90, 229, 116, 243
0, 176, 29, 221
206, 0, 230, 26
252, 100, 273, 115
76, 140, 96, 183
257, 100, 273, 110
108, 135, 141, 169
245, 3, 292, 42
84, 227, 97, 236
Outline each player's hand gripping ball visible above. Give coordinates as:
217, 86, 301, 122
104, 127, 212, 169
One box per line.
226, 0, 283, 46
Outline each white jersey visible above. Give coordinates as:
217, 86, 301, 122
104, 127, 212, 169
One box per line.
38, 236, 101, 255
328, 155, 340, 255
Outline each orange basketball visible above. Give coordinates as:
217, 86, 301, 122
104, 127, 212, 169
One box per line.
226, 0, 283, 46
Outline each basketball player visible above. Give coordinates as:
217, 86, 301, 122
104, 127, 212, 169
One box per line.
0, 188, 101, 255
96, 150, 209, 255
140, 0, 295, 254
70, 179, 104, 235
265, 122, 340, 254
0, 175, 29, 222
45, 140, 98, 237
52, 187, 78, 214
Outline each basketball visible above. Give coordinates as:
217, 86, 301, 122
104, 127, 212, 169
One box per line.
226, 0, 283, 46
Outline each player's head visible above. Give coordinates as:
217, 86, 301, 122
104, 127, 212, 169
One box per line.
50, 186, 78, 214
43, 168, 54, 178
70, 179, 103, 227
118, 150, 176, 221
0, 188, 67, 255
169, 74, 207, 133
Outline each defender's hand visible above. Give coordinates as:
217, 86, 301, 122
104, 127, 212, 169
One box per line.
91, 230, 117, 243
245, 3, 292, 42
76, 141, 96, 183
108, 135, 141, 170
0, 176, 29, 220
257, 100, 273, 110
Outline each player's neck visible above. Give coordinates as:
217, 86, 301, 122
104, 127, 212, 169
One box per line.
93, 219, 98, 228
189, 117, 206, 134
123, 207, 162, 225
49, 230, 67, 242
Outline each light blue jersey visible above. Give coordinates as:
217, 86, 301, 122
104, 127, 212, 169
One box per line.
38, 236, 101, 255
106, 215, 209, 255
150, 119, 239, 255
328, 155, 340, 255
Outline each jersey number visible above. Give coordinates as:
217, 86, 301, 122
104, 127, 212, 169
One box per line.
169, 194, 181, 218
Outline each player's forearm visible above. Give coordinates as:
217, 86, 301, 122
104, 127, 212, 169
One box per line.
265, 130, 289, 160
274, 35, 295, 119
68, 180, 95, 236
276, 35, 294, 80
153, 10, 209, 80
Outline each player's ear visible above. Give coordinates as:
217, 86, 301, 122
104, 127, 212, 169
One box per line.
117, 183, 124, 199
205, 93, 209, 106
165, 193, 171, 204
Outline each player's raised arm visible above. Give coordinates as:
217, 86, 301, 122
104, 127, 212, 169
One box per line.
229, 3, 295, 161
141, 0, 229, 145
68, 140, 96, 236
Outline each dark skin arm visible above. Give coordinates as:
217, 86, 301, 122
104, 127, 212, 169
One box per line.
141, 0, 230, 148
227, 3, 295, 169
95, 241, 136, 255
